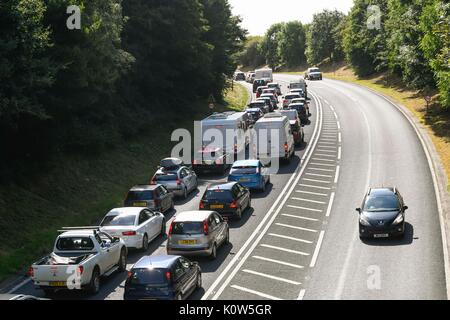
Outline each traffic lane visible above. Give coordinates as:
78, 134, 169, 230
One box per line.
11, 83, 317, 300
300, 78, 446, 299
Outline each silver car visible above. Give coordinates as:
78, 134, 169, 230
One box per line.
282, 93, 301, 108
151, 158, 198, 199
167, 211, 229, 259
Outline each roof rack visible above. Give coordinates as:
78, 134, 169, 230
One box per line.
57, 227, 100, 234
367, 188, 372, 195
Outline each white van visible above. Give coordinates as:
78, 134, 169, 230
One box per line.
288, 78, 308, 98
201, 112, 250, 154
255, 68, 273, 83
253, 113, 295, 162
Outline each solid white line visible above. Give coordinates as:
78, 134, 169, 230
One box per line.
260, 244, 310, 257
309, 230, 325, 268
338, 146, 342, 160
296, 190, 328, 196
282, 214, 319, 222
204, 91, 323, 300
252, 256, 305, 269
268, 233, 313, 244
287, 205, 322, 212
230, 285, 282, 300
326, 192, 336, 217
334, 165, 340, 184
291, 197, 327, 204
297, 289, 306, 300
276, 223, 318, 233
299, 184, 331, 190
306, 172, 333, 178
303, 178, 331, 184
329, 105, 335, 112
7, 278, 32, 294
309, 167, 335, 172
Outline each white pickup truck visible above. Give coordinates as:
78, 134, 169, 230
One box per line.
29, 228, 128, 295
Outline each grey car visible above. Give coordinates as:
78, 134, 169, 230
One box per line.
124, 184, 174, 213
167, 211, 229, 259
151, 159, 198, 199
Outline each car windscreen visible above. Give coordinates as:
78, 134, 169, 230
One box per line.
231, 166, 258, 175
203, 189, 233, 201
101, 214, 136, 227
129, 268, 168, 286
126, 191, 153, 201
282, 112, 297, 120
172, 222, 204, 235
286, 95, 300, 99
155, 173, 177, 181
249, 103, 265, 108
56, 237, 95, 251
310, 69, 320, 73
363, 196, 400, 212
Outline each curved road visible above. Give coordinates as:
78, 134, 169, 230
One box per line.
10, 75, 447, 300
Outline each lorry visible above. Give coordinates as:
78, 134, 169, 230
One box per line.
288, 78, 308, 98
29, 227, 128, 295
255, 68, 273, 83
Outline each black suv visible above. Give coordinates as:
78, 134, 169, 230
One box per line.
199, 182, 251, 220
356, 188, 408, 239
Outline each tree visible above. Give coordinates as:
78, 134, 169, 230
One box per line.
261, 23, 285, 68
238, 36, 265, 68
278, 21, 306, 68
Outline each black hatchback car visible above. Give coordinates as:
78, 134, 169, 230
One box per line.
357, 188, 408, 239
124, 255, 201, 300
199, 182, 251, 220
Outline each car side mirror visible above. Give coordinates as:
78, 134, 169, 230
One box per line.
403, 206, 408, 211
113, 237, 120, 243
355, 208, 361, 213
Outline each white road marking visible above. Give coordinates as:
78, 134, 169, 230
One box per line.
325, 192, 336, 217
309, 167, 335, 172
312, 158, 336, 162
303, 178, 331, 184
299, 183, 331, 190
230, 285, 282, 300
296, 190, 328, 196
334, 165, 340, 184
315, 153, 336, 158
338, 132, 342, 143
320, 138, 337, 142
337, 121, 341, 129
287, 205, 323, 212
252, 256, 305, 269
309, 230, 325, 268
282, 214, 319, 222
306, 172, 333, 178
276, 223, 318, 233
338, 146, 342, 160
310, 162, 336, 167
318, 142, 336, 145
297, 289, 306, 300
316, 149, 336, 153
268, 233, 313, 244
260, 244, 310, 256
291, 197, 327, 204
242, 269, 302, 285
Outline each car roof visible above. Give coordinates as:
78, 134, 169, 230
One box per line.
286, 93, 301, 97
203, 112, 246, 123
174, 210, 215, 222
368, 188, 396, 196
249, 100, 265, 104
289, 103, 305, 107
130, 185, 158, 191
59, 230, 97, 237
207, 182, 236, 191
106, 207, 145, 216
246, 108, 262, 112
133, 255, 181, 269
232, 160, 260, 167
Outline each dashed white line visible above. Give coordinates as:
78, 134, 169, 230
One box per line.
268, 233, 313, 244
309, 230, 325, 268
297, 289, 306, 300
325, 192, 336, 217
334, 165, 340, 184
252, 256, 305, 269
275, 223, 318, 233
287, 205, 323, 212
338, 132, 342, 143
338, 146, 342, 160
230, 285, 282, 300
260, 244, 310, 257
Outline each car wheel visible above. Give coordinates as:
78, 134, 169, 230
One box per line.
142, 234, 149, 252
160, 220, 166, 237
235, 207, 242, 220
183, 187, 188, 199
118, 248, 127, 272
170, 199, 175, 210
261, 179, 266, 192
224, 229, 230, 245
210, 243, 217, 260
196, 273, 202, 289
176, 293, 183, 300
88, 269, 100, 294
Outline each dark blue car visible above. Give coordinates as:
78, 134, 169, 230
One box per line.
228, 160, 270, 192
124, 255, 201, 300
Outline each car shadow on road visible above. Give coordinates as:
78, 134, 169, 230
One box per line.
251, 183, 273, 199
227, 207, 255, 229
174, 188, 201, 206
361, 223, 414, 246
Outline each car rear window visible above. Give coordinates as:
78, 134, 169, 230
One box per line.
231, 166, 258, 174
126, 191, 153, 201
129, 268, 168, 285
203, 189, 233, 201
101, 215, 136, 227
286, 95, 300, 99
155, 173, 177, 181
172, 222, 204, 235
364, 196, 400, 212
56, 237, 95, 251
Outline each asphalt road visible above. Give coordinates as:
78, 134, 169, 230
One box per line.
11, 75, 448, 300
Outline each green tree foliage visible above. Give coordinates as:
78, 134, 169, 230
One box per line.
261, 23, 285, 68
278, 21, 307, 68
238, 36, 265, 68
420, 0, 450, 108
305, 10, 346, 65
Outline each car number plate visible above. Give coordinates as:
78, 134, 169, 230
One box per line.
49, 281, 67, 287
203, 160, 214, 165
239, 178, 249, 182
178, 240, 197, 245
374, 234, 389, 238
211, 204, 224, 209
133, 202, 147, 207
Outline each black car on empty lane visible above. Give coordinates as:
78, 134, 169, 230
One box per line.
357, 188, 408, 239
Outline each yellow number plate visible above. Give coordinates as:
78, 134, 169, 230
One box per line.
133, 202, 147, 207
178, 240, 197, 245
211, 204, 224, 209
49, 281, 67, 287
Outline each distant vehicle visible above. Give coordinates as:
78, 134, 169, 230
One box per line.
262, 88, 279, 100
282, 93, 302, 108
0, 294, 48, 300
260, 93, 278, 110
253, 79, 267, 93
124, 255, 202, 300
200, 112, 250, 155
124, 184, 174, 213
289, 88, 305, 98
192, 146, 231, 174
256, 97, 273, 113
245, 108, 265, 125
291, 97, 310, 116
288, 79, 308, 97
100, 207, 165, 251
151, 159, 198, 199
255, 68, 273, 83
253, 113, 295, 162
280, 109, 304, 145
305, 67, 323, 80
288, 103, 308, 125
356, 188, 408, 239
29, 228, 127, 295
167, 211, 229, 259
234, 71, 246, 81
267, 82, 282, 95
247, 100, 269, 114
256, 85, 269, 98
199, 182, 251, 220
246, 72, 256, 83
228, 160, 270, 192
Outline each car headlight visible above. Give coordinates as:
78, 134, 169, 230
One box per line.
359, 215, 371, 226
392, 214, 404, 225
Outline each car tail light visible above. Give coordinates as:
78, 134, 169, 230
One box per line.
215, 158, 223, 165
193, 159, 199, 165
283, 100, 288, 104
284, 142, 289, 152
176, 179, 182, 186
77, 266, 84, 275
127, 271, 133, 279
122, 231, 137, 236
168, 222, 174, 236
28, 266, 34, 278
234, 144, 237, 153
199, 201, 205, 209
165, 271, 171, 281
203, 220, 209, 235
150, 177, 157, 185
230, 201, 238, 209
